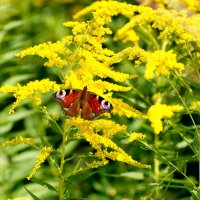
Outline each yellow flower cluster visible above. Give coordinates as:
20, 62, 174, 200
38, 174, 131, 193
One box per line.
16, 38, 72, 68
111, 98, 145, 118
27, 146, 53, 180
73, 1, 138, 20
129, 132, 146, 142
66, 117, 150, 169
181, 0, 200, 11
0, 137, 36, 148
105, 47, 184, 80
147, 104, 184, 134
10, 197, 29, 200
86, 159, 109, 170
0, 79, 60, 114
144, 50, 184, 79
115, 29, 139, 45
66, 117, 127, 138
75, 1, 199, 47
191, 101, 200, 110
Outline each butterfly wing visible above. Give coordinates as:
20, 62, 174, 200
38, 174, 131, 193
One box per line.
54, 87, 113, 120
53, 89, 82, 117
81, 91, 113, 120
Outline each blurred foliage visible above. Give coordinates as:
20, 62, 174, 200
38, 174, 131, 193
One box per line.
1, 0, 200, 200
0, 0, 92, 199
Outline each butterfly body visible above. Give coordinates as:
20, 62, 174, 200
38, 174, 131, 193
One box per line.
53, 86, 113, 120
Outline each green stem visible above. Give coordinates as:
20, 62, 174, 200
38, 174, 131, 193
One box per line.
154, 134, 160, 199
198, 129, 200, 189
59, 128, 67, 200
137, 25, 160, 50
169, 78, 199, 191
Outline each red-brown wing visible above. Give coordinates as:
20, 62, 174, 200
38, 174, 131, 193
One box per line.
81, 92, 113, 120
53, 89, 82, 117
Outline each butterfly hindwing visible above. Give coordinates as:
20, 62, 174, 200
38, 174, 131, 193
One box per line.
81, 92, 113, 120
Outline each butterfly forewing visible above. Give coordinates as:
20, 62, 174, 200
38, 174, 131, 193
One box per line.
54, 89, 82, 117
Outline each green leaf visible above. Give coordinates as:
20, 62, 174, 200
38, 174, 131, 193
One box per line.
191, 189, 200, 200
120, 171, 144, 180
68, 171, 97, 182
3, 20, 23, 31
8, 109, 37, 122
32, 178, 58, 193
0, 122, 13, 135
2, 74, 35, 85
24, 186, 41, 200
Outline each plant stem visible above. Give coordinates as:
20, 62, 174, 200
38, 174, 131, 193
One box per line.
154, 134, 160, 199
169, 78, 199, 190
59, 128, 67, 200
198, 129, 200, 189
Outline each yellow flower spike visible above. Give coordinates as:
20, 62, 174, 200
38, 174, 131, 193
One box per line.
73, 1, 138, 20
104, 47, 184, 80
65, 117, 149, 169
90, 80, 132, 93
116, 29, 139, 45
105, 46, 145, 67
181, 0, 200, 11
86, 159, 109, 169
77, 1, 199, 47
64, 64, 136, 92
144, 50, 184, 80
191, 101, 200, 110
77, 50, 134, 82
10, 197, 29, 200
103, 150, 150, 169
89, 133, 150, 168
66, 117, 127, 138
111, 98, 146, 119
16, 40, 69, 68
0, 79, 60, 113
147, 104, 184, 135
129, 132, 146, 142
63, 21, 88, 36
90, 120, 127, 137
27, 146, 53, 180
0, 137, 36, 148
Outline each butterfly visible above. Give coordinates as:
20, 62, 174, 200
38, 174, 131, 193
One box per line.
53, 86, 113, 120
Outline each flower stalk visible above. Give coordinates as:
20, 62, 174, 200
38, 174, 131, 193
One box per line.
154, 134, 160, 199
59, 125, 68, 200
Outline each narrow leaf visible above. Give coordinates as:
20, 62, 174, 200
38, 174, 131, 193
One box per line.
32, 178, 58, 192
24, 186, 41, 200
68, 171, 97, 182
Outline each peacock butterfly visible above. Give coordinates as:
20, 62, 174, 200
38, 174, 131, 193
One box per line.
53, 86, 113, 120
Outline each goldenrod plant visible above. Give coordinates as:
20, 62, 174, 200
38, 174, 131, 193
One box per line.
0, 0, 200, 199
